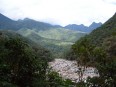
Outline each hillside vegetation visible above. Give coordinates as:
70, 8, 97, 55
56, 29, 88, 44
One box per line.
0, 30, 80, 87
17, 28, 86, 57
67, 13, 116, 86
0, 30, 53, 87
86, 13, 116, 45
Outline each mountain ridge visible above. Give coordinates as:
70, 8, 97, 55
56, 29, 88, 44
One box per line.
64, 22, 102, 32
0, 13, 101, 32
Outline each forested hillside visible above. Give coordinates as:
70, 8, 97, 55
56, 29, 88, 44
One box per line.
67, 13, 116, 86
17, 28, 86, 57
0, 30, 53, 86
86, 13, 116, 45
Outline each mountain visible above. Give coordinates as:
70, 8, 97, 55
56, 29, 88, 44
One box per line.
0, 13, 57, 30
17, 18, 55, 30
17, 28, 86, 57
69, 13, 116, 86
0, 13, 102, 32
70, 13, 116, 60
89, 22, 102, 30
86, 13, 116, 45
0, 13, 13, 22
0, 13, 17, 30
64, 24, 87, 32
64, 22, 102, 32
68, 12, 116, 59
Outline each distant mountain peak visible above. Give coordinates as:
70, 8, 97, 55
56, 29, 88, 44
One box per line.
24, 18, 30, 20
23, 18, 34, 21
89, 22, 102, 27
90, 22, 102, 25
80, 24, 84, 26
18, 18, 34, 22
64, 22, 102, 32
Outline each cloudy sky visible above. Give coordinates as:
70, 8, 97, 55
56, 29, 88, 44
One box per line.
0, 0, 116, 26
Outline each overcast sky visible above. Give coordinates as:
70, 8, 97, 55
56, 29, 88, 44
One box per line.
0, 0, 116, 26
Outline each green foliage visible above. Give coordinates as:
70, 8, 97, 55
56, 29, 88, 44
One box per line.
102, 36, 116, 57
0, 32, 52, 87
46, 71, 75, 87
86, 77, 104, 87
71, 37, 116, 86
75, 81, 86, 87
69, 13, 116, 87
64, 49, 77, 60
0, 30, 79, 87
72, 36, 116, 86
72, 37, 95, 66
37, 28, 85, 42
17, 28, 86, 58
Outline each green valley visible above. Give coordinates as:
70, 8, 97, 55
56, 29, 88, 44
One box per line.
0, 12, 116, 87
17, 28, 86, 57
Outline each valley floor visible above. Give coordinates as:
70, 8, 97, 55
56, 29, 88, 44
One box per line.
49, 59, 99, 83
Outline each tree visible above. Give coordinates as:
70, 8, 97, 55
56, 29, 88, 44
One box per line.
72, 37, 96, 67
0, 37, 49, 87
46, 71, 75, 87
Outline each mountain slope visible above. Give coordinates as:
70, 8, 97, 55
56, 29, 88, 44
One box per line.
87, 13, 116, 45
89, 22, 102, 30
17, 28, 86, 44
64, 24, 87, 32
37, 28, 86, 42
0, 13, 17, 30
69, 13, 116, 86
17, 28, 86, 57
68, 13, 116, 60
0, 13, 57, 30
0, 13, 13, 22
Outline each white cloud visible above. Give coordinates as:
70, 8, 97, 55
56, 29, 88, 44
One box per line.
103, 0, 116, 4
0, 0, 116, 26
